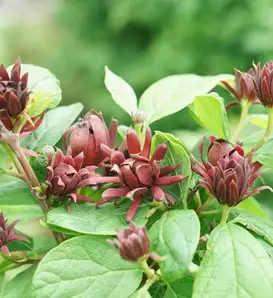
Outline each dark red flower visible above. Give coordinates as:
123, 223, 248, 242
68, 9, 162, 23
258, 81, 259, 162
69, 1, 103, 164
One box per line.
64, 111, 118, 167
109, 223, 150, 262
247, 61, 273, 107
46, 150, 96, 203
79, 128, 186, 221
0, 58, 43, 133
222, 68, 257, 102
0, 212, 28, 254
192, 136, 244, 176
192, 137, 271, 206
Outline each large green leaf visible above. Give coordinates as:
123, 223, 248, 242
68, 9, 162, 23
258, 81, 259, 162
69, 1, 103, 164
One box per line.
248, 114, 268, 129
32, 235, 142, 298
152, 132, 191, 209
0, 180, 36, 205
129, 289, 152, 298
21, 103, 83, 150
47, 202, 149, 236
149, 283, 166, 298
191, 93, 230, 139
232, 211, 273, 246
164, 277, 193, 298
104, 66, 137, 115
149, 210, 200, 282
138, 74, 232, 124
193, 223, 273, 298
237, 198, 269, 220
2, 264, 37, 298
7, 64, 62, 117
254, 139, 273, 168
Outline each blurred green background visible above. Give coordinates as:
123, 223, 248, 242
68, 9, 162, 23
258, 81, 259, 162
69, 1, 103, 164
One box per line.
1, 0, 272, 132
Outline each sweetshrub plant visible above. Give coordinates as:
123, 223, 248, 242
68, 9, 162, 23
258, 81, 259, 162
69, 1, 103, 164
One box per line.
1, 59, 273, 298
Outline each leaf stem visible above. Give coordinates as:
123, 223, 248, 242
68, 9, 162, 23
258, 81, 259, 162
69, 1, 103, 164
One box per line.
199, 209, 221, 216
138, 257, 160, 293
231, 99, 251, 142
253, 107, 273, 151
220, 204, 230, 225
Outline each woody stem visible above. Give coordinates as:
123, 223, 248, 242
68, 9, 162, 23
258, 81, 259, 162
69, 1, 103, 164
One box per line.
231, 99, 251, 143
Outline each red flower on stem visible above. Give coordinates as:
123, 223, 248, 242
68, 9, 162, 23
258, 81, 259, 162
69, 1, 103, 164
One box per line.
0, 58, 43, 133
46, 150, 96, 203
192, 137, 271, 206
0, 212, 28, 254
79, 128, 186, 221
64, 111, 118, 167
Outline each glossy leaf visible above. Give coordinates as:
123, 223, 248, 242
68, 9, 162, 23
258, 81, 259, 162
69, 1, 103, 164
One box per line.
47, 202, 149, 235
139, 74, 233, 124
21, 103, 83, 150
104, 66, 137, 115
152, 131, 191, 208
7, 64, 62, 117
237, 198, 269, 219
191, 93, 230, 139
129, 288, 152, 298
232, 211, 273, 246
164, 277, 193, 298
193, 223, 273, 298
149, 210, 200, 282
248, 114, 268, 129
0, 180, 36, 205
33, 235, 142, 298
254, 139, 273, 168
2, 264, 37, 298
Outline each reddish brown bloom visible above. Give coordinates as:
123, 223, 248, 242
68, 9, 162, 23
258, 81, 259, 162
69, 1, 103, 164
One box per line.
79, 128, 186, 221
109, 223, 150, 262
192, 136, 244, 177
222, 68, 257, 103
64, 111, 118, 167
0, 58, 42, 133
192, 137, 271, 206
46, 150, 96, 203
247, 61, 273, 107
0, 212, 28, 254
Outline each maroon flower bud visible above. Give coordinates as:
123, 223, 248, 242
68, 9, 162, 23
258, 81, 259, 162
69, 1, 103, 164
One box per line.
80, 127, 186, 221
46, 150, 96, 203
109, 223, 150, 262
0, 58, 43, 133
0, 212, 28, 254
247, 61, 273, 107
199, 155, 271, 206
64, 111, 118, 167
222, 68, 257, 102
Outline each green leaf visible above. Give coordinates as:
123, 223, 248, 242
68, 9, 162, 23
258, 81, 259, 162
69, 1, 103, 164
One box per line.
2, 264, 37, 298
0, 180, 36, 205
152, 132, 191, 208
7, 64, 62, 117
191, 93, 230, 139
47, 202, 149, 236
232, 211, 273, 246
21, 103, 83, 150
0, 254, 18, 273
193, 223, 273, 298
139, 74, 232, 124
254, 139, 273, 168
118, 125, 129, 140
33, 235, 142, 298
237, 198, 269, 219
104, 66, 137, 115
248, 114, 268, 129
164, 277, 193, 298
0, 205, 55, 254
149, 210, 200, 282
149, 283, 166, 298
129, 288, 152, 298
